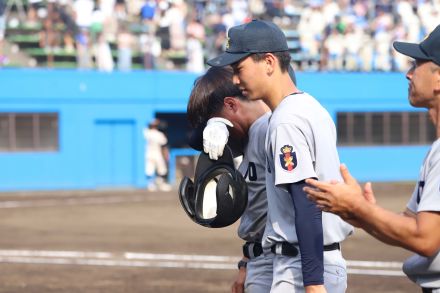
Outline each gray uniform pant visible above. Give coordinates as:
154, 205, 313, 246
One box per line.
245, 253, 273, 293
270, 249, 347, 293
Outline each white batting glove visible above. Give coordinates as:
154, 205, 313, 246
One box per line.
203, 117, 233, 160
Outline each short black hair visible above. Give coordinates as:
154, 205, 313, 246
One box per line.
187, 67, 244, 128
250, 51, 291, 72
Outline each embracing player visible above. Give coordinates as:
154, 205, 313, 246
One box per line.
205, 20, 353, 292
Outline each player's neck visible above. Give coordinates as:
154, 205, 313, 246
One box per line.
428, 101, 440, 138
264, 75, 297, 111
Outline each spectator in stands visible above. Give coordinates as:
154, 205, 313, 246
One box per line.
204, 13, 227, 62
114, 0, 127, 22
73, 0, 94, 30
144, 119, 172, 192
2, 0, 439, 72
166, 0, 187, 53
117, 23, 133, 71
76, 28, 93, 69
372, 27, 392, 71
90, 2, 105, 44
185, 15, 204, 73
94, 32, 114, 72
418, 0, 439, 34
297, 1, 325, 69
24, 5, 40, 29
63, 31, 75, 54
343, 23, 363, 71
100, 0, 115, 21
248, 0, 265, 19
140, 0, 156, 26
230, 0, 249, 25
155, 1, 170, 52
139, 31, 160, 69
40, 18, 56, 67
324, 27, 344, 71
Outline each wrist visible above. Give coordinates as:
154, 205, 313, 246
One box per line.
305, 284, 326, 293
351, 195, 371, 218
237, 259, 247, 270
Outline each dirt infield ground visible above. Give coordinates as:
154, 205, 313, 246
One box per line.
0, 183, 421, 292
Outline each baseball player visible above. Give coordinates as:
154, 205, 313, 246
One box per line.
304, 25, 440, 292
187, 66, 274, 293
143, 119, 171, 191
206, 20, 353, 293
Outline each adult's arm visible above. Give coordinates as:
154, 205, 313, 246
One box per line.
304, 165, 440, 257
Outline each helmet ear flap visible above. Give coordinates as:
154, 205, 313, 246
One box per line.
178, 176, 196, 220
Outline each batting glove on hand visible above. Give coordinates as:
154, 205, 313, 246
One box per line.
203, 117, 233, 160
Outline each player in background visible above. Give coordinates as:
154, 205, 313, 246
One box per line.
143, 119, 172, 191
304, 25, 440, 293
206, 20, 353, 293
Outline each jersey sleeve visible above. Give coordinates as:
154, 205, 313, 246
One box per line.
407, 182, 420, 213
417, 150, 440, 213
270, 123, 316, 186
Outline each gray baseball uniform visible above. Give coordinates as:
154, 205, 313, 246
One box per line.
237, 112, 273, 292
263, 92, 353, 292
403, 138, 440, 291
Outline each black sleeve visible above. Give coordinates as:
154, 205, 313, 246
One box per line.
187, 124, 204, 151
288, 180, 324, 286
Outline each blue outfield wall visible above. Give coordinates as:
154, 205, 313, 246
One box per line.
0, 69, 426, 191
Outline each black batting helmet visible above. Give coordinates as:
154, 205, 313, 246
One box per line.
178, 146, 248, 228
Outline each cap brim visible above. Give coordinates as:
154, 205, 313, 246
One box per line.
207, 52, 251, 67
393, 41, 430, 60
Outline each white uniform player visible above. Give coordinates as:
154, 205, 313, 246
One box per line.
143, 120, 170, 191
264, 92, 353, 292
403, 138, 440, 291
237, 112, 274, 292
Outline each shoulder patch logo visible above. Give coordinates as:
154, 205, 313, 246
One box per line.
279, 145, 297, 172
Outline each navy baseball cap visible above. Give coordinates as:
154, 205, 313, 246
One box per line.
393, 24, 440, 66
207, 19, 289, 67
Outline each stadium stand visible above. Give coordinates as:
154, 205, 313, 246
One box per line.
1, 0, 439, 71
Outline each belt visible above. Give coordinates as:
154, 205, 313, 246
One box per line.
324, 242, 340, 251
243, 242, 263, 259
271, 242, 340, 257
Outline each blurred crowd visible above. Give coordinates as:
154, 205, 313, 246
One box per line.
299, 0, 440, 71
0, 0, 439, 72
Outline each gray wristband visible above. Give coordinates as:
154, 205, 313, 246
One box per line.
237, 259, 248, 269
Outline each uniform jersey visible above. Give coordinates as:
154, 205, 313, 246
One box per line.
263, 92, 353, 249
403, 138, 440, 288
237, 112, 270, 242
144, 128, 168, 177
144, 128, 167, 158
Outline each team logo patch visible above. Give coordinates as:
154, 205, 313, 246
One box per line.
225, 37, 230, 49
279, 145, 297, 172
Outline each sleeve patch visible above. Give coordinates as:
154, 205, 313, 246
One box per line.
279, 145, 297, 172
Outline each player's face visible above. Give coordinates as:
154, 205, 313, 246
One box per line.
231, 56, 268, 101
406, 60, 440, 108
